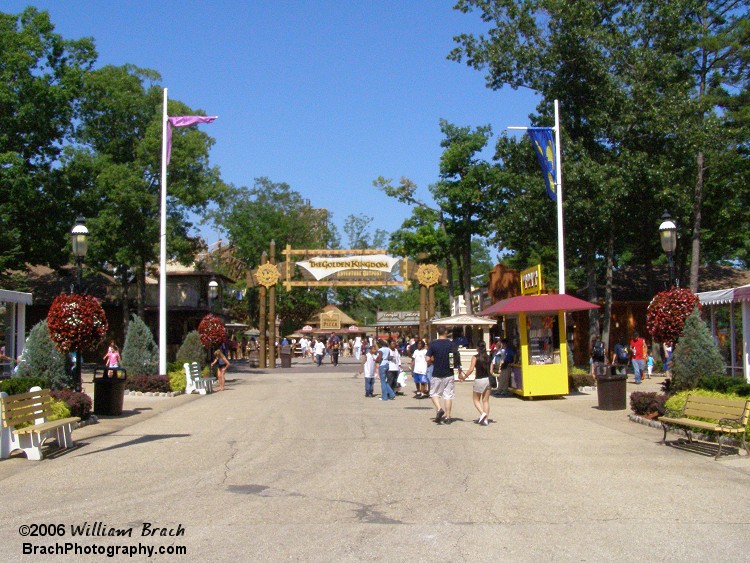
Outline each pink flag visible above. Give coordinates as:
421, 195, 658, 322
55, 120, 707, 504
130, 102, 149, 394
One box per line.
166, 115, 217, 164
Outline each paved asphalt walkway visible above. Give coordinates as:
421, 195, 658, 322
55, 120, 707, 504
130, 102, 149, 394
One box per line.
1, 357, 749, 561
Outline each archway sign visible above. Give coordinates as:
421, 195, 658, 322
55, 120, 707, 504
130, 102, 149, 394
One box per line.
251, 244, 444, 367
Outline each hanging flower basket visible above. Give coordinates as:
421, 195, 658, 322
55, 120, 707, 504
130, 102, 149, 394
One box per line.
646, 288, 701, 344
198, 314, 226, 348
47, 293, 108, 353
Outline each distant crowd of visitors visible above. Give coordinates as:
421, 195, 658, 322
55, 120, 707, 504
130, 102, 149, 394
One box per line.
590, 330, 673, 384
356, 327, 517, 426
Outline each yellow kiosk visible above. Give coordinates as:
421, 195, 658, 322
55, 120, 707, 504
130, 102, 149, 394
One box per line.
479, 266, 598, 398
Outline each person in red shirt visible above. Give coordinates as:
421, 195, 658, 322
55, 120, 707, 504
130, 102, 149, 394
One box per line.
630, 331, 647, 384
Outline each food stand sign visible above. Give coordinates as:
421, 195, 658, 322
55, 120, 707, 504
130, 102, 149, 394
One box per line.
521, 265, 542, 296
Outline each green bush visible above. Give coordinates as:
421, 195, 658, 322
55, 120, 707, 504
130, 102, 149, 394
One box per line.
49, 398, 72, 421
698, 375, 750, 397
15, 321, 71, 389
0, 377, 48, 395
176, 330, 206, 370
121, 315, 159, 376
672, 309, 725, 391
568, 366, 595, 389
168, 368, 186, 393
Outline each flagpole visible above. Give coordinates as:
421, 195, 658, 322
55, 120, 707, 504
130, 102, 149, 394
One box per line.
554, 99, 565, 294
509, 99, 565, 294
159, 88, 168, 375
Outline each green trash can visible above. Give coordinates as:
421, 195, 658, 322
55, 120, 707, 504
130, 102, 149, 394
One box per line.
596, 365, 627, 411
280, 345, 292, 368
93, 367, 127, 416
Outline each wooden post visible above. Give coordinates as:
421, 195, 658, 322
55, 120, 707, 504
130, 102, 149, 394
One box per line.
428, 286, 436, 338
259, 251, 267, 369
419, 285, 427, 340
268, 241, 276, 369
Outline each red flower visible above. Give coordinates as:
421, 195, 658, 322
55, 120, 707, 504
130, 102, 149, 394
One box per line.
646, 288, 700, 344
198, 314, 226, 348
48, 293, 108, 353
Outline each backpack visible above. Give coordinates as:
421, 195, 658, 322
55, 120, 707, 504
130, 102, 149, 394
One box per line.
615, 344, 629, 364
592, 340, 605, 362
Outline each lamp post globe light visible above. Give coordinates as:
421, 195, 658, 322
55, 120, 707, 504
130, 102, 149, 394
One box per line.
659, 210, 677, 288
70, 216, 89, 392
208, 277, 219, 311
71, 216, 89, 292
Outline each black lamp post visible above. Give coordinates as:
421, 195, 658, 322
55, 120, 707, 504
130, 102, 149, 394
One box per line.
71, 217, 89, 292
208, 277, 219, 312
70, 216, 88, 392
659, 210, 678, 288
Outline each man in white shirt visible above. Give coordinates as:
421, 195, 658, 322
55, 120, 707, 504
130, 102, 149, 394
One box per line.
313, 338, 326, 366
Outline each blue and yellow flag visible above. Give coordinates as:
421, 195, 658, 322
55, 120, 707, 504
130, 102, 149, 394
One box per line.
527, 128, 557, 201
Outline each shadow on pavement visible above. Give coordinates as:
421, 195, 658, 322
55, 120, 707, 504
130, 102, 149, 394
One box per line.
75, 433, 191, 457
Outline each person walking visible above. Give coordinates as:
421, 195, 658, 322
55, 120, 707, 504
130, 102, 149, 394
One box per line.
630, 330, 647, 384
377, 339, 395, 401
460, 340, 492, 425
354, 336, 362, 361
360, 344, 378, 397
426, 325, 462, 424
211, 348, 230, 391
313, 338, 326, 367
387, 339, 401, 395
411, 339, 429, 398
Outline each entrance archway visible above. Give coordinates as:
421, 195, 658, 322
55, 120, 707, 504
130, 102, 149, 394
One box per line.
252, 243, 443, 368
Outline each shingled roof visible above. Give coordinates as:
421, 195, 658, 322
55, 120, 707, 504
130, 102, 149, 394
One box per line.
578, 264, 750, 302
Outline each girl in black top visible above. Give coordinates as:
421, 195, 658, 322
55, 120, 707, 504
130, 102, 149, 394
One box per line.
461, 341, 492, 426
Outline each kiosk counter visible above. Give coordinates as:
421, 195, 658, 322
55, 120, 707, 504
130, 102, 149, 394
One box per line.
479, 294, 599, 398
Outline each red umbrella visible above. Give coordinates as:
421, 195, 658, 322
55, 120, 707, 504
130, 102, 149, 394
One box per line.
478, 294, 599, 316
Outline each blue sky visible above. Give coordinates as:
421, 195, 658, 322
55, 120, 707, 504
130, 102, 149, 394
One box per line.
8, 1, 540, 247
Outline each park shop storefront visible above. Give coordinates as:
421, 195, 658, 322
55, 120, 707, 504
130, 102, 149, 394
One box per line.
1, 289, 33, 376
696, 284, 750, 381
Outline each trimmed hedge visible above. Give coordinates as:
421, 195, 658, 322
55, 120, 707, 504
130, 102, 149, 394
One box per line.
168, 369, 186, 393
51, 389, 93, 420
630, 391, 668, 417
697, 375, 750, 397
0, 377, 47, 395
125, 374, 171, 393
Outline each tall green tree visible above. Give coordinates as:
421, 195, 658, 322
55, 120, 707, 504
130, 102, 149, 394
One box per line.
67, 64, 226, 321
449, 0, 750, 348
376, 120, 501, 313
0, 8, 96, 272
211, 178, 335, 333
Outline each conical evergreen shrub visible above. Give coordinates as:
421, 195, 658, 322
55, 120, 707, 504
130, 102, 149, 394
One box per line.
672, 309, 725, 391
15, 320, 71, 389
176, 330, 206, 370
121, 314, 159, 376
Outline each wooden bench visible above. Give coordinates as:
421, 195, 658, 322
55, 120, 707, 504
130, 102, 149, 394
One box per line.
659, 394, 750, 460
184, 362, 215, 395
0, 387, 80, 461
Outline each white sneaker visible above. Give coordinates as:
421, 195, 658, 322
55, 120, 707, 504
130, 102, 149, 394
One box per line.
478, 412, 487, 425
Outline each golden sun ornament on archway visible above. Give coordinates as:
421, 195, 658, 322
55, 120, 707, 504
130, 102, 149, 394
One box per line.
416, 264, 440, 287
255, 263, 280, 288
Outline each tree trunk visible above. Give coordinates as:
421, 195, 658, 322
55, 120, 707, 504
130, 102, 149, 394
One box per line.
136, 260, 146, 319
602, 236, 614, 352
120, 268, 130, 339
586, 249, 599, 345
462, 230, 473, 315
690, 150, 704, 292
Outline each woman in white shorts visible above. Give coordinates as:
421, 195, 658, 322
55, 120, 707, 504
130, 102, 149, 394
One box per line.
460, 340, 492, 426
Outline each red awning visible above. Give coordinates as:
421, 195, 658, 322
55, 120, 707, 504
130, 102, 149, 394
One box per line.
478, 294, 599, 316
